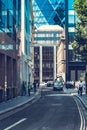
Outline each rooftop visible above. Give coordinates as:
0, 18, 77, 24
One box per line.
36, 25, 63, 32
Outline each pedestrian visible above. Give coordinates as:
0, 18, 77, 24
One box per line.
22, 81, 26, 96
38, 82, 40, 88
78, 80, 83, 96
28, 82, 30, 96
24, 81, 27, 95
33, 81, 36, 93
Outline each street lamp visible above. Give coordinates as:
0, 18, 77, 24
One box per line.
25, 58, 30, 95
5, 54, 7, 101
85, 65, 87, 94
65, 0, 68, 82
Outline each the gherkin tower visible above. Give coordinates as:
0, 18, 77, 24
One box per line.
32, 0, 65, 29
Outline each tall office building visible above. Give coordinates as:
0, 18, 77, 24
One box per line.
0, 0, 21, 101
65, 0, 86, 81
0, 0, 33, 102
32, 0, 65, 29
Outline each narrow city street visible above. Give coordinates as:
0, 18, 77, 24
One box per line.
0, 0, 87, 130
0, 87, 85, 130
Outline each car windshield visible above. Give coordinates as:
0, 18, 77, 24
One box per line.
54, 82, 62, 86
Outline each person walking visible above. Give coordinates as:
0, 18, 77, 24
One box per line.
33, 81, 37, 93
78, 80, 83, 96
28, 82, 30, 96
22, 81, 26, 96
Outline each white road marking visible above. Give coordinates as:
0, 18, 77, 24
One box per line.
4, 118, 27, 130
74, 98, 86, 130
51, 103, 62, 106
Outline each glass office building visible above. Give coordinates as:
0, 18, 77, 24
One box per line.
0, 0, 21, 34
0, 0, 33, 102
66, 0, 86, 81
32, 0, 65, 29
0, 0, 21, 101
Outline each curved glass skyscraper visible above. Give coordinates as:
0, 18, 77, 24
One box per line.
32, 0, 65, 29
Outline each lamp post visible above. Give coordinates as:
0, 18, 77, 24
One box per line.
25, 57, 34, 95
5, 54, 7, 101
26, 58, 30, 95
65, 0, 68, 82
85, 65, 87, 94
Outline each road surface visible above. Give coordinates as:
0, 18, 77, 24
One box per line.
0, 88, 83, 130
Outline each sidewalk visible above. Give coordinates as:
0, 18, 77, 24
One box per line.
64, 87, 87, 110
0, 89, 40, 120
75, 94, 87, 109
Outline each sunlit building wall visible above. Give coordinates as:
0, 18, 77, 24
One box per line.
21, 0, 34, 94
57, 29, 66, 82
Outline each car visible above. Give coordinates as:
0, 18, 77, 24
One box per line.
47, 81, 54, 87
53, 81, 63, 91
65, 81, 74, 89
40, 82, 47, 88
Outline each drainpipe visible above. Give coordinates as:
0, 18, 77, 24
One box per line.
65, 0, 68, 82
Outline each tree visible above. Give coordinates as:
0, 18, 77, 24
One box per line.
71, 0, 87, 61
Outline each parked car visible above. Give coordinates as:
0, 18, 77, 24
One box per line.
47, 81, 54, 87
53, 81, 63, 91
65, 81, 74, 89
40, 82, 47, 88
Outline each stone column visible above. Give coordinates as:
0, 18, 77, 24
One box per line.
40, 46, 42, 83
54, 46, 56, 80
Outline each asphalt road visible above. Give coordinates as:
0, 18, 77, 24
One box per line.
0, 88, 82, 130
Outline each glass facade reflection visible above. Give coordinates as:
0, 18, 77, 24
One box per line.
32, 0, 65, 29
67, 0, 76, 62
0, 0, 21, 101
65, 0, 86, 81
0, 0, 21, 33
0, 0, 33, 101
